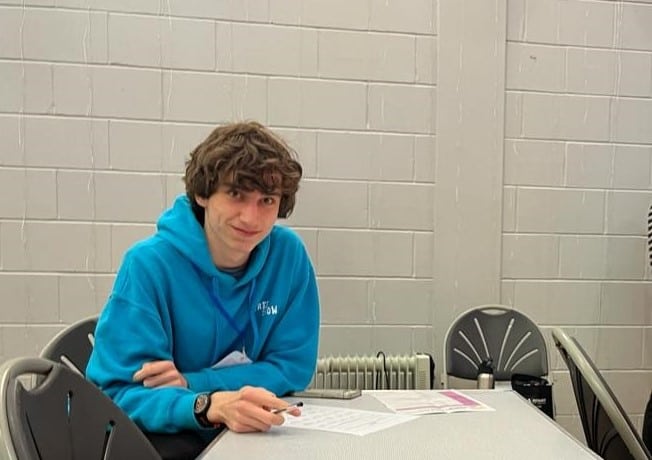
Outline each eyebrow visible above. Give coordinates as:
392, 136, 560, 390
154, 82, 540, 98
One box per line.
223, 184, 281, 196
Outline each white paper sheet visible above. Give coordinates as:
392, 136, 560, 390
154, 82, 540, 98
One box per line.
370, 389, 494, 415
279, 404, 418, 436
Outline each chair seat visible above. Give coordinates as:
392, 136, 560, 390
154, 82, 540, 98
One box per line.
144, 430, 218, 460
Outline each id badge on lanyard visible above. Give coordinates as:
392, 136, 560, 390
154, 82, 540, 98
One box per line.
212, 349, 252, 369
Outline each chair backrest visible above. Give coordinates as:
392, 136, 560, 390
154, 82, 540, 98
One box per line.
443, 305, 549, 384
40, 315, 98, 377
0, 357, 161, 460
552, 328, 651, 460
647, 203, 652, 268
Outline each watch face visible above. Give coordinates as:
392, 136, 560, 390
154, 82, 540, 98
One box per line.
194, 393, 210, 413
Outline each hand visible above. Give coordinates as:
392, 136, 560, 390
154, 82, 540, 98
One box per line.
133, 360, 188, 388
207, 386, 301, 433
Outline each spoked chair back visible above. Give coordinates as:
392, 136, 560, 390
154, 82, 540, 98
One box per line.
552, 328, 651, 460
0, 357, 160, 460
40, 315, 98, 377
443, 305, 548, 386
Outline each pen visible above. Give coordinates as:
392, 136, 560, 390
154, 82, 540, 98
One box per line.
271, 401, 303, 414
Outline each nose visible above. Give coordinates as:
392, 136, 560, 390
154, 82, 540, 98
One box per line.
239, 200, 258, 226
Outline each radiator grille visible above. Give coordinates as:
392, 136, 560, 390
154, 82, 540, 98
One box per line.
309, 353, 432, 390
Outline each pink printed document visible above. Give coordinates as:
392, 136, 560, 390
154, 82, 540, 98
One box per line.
370, 390, 494, 415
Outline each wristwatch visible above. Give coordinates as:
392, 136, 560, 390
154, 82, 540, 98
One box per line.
193, 393, 213, 428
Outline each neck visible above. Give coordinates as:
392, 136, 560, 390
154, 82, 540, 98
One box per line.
207, 239, 249, 270
212, 250, 249, 270
216, 258, 248, 271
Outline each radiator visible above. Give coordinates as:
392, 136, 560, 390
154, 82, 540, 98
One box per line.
309, 353, 433, 390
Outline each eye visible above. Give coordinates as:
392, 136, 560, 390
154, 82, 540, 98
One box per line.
227, 189, 241, 199
262, 196, 277, 206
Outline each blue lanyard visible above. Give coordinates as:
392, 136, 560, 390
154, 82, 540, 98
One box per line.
207, 280, 254, 352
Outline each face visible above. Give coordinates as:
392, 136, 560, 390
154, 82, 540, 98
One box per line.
196, 185, 281, 269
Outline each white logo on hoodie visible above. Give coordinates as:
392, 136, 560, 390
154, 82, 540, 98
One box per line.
256, 300, 278, 317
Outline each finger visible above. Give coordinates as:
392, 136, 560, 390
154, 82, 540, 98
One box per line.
222, 408, 264, 433
230, 412, 275, 433
227, 421, 258, 433
133, 367, 155, 382
239, 386, 276, 401
143, 360, 174, 374
142, 370, 184, 388
133, 361, 175, 382
144, 376, 185, 388
285, 407, 302, 417
249, 405, 285, 427
229, 399, 285, 429
239, 387, 285, 410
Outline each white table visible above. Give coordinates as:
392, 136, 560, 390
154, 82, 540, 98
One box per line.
198, 390, 599, 460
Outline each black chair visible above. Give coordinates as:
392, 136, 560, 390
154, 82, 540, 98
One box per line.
39, 315, 213, 460
644, 392, 652, 452
442, 305, 549, 387
40, 315, 98, 377
552, 328, 651, 460
0, 357, 161, 460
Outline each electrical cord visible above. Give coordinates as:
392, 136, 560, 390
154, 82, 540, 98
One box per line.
375, 351, 390, 390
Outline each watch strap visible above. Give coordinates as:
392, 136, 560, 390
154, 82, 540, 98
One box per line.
194, 393, 214, 428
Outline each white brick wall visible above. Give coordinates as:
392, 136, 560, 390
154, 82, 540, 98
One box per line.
0, 0, 650, 444
505, 0, 652, 436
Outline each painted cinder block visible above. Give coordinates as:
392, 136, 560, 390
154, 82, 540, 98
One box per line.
0, 168, 57, 219
317, 131, 415, 181
25, 117, 109, 169
506, 42, 564, 92
369, 183, 434, 231
92, 67, 162, 120
0, 62, 52, 113
502, 234, 560, 279
217, 23, 317, 76
368, 0, 436, 34
317, 229, 413, 277
504, 139, 565, 186
515, 188, 605, 234
318, 278, 369, 325
163, 72, 267, 123
270, 0, 368, 30
371, 279, 433, 324
0, 221, 112, 272
269, 78, 367, 130
0, 274, 59, 322
368, 83, 435, 134
288, 180, 368, 228
58, 274, 114, 322
22, 8, 107, 63
511, 280, 601, 325
93, 172, 165, 222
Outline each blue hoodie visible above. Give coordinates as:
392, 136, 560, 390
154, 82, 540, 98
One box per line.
86, 195, 320, 433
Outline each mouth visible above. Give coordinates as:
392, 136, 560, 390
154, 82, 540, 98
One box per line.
232, 226, 259, 239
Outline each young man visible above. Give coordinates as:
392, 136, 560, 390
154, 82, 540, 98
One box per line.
87, 121, 320, 450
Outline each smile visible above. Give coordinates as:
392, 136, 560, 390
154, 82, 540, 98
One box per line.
232, 226, 259, 238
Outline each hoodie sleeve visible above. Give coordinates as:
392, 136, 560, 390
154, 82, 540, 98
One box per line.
183, 240, 320, 396
86, 250, 208, 434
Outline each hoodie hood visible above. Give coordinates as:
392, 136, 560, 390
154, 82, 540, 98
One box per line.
156, 195, 270, 286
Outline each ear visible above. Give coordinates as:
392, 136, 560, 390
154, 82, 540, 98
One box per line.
195, 195, 208, 208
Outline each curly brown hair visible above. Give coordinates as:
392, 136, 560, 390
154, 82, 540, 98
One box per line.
184, 121, 303, 220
